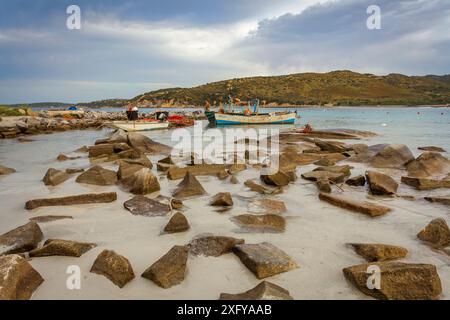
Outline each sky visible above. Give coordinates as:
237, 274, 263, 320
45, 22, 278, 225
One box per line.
0, 0, 449, 104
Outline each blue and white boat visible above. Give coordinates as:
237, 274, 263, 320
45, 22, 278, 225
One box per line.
205, 98, 297, 126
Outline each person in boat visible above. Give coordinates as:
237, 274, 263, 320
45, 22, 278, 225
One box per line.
204, 100, 211, 112
218, 105, 225, 114
303, 123, 313, 133
243, 106, 252, 116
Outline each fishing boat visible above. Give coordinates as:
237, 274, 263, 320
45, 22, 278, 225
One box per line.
205, 98, 297, 126
110, 120, 169, 132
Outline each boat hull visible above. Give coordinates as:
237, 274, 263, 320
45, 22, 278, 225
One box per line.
207, 112, 296, 126
111, 121, 169, 132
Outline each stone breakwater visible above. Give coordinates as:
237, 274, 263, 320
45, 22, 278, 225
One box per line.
0, 110, 202, 139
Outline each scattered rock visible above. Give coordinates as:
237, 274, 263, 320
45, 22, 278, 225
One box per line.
75, 146, 89, 153
171, 198, 183, 210
219, 281, 293, 300
29, 239, 96, 257
424, 196, 450, 206
232, 214, 285, 233
0, 222, 43, 256
417, 218, 450, 247
314, 157, 336, 166
401, 176, 450, 190
244, 180, 282, 195
127, 132, 172, 154
343, 262, 442, 300
172, 172, 207, 199
314, 165, 352, 177
318, 193, 391, 217
141, 245, 188, 289
0, 255, 44, 300
117, 160, 145, 180
248, 198, 287, 214
418, 146, 446, 152
57, 154, 80, 161
88, 144, 115, 158
209, 192, 233, 207
345, 175, 366, 186
164, 212, 190, 233
370, 144, 415, 169
406, 152, 450, 178
301, 171, 345, 184
167, 164, 230, 180
42, 168, 70, 186
230, 175, 239, 184
119, 168, 161, 195
0, 165, 16, 175
25, 192, 117, 210
65, 168, 85, 174
366, 171, 398, 195
314, 138, 349, 153
316, 179, 331, 193
189, 235, 244, 257
90, 250, 135, 288
348, 243, 408, 262
30, 215, 73, 223
260, 170, 291, 187
233, 242, 298, 279
123, 195, 170, 217
75, 165, 118, 186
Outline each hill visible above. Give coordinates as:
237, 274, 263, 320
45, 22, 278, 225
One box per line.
131, 70, 450, 107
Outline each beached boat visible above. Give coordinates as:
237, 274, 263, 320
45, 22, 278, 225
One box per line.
205, 98, 297, 126
47, 106, 85, 117
110, 121, 169, 132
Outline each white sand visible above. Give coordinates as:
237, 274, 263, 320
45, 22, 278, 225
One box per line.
0, 128, 449, 300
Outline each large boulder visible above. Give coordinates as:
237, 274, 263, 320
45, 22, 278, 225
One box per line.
119, 168, 160, 195
25, 192, 117, 210
314, 165, 352, 177
117, 161, 145, 180
90, 250, 135, 288
0, 255, 44, 300
123, 195, 170, 217
141, 245, 188, 289
406, 152, 450, 178
29, 239, 96, 257
233, 242, 298, 279
417, 218, 450, 247
76, 165, 118, 186
418, 146, 446, 152
42, 168, 70, 186
0, 165, 16, 175
164, 212, 190, 233
260, 171, 291, 187
127, 132, 171, 154
220, 281, 293, 300
189, 235, 244, 257
318, 193, 391, 217
172, 172, 207, 199
348, 243, 408, 262
232, 214, 285, 233
0, 222, 43, 256
209, 192, 233, 207
370, 144, 415, 169
366, 171, 398, 195
401, 176, 450, 190
343, 262, 442, 300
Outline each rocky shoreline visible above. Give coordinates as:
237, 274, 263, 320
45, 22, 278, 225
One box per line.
0, 110, 202, 140
0, 126, 449, 300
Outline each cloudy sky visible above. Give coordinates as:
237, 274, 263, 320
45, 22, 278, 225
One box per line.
0, 0, 449, 104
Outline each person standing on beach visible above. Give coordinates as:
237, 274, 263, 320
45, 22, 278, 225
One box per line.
126, 104, 139, 121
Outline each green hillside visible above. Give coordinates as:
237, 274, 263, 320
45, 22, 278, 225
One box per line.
131, 70, 450, 107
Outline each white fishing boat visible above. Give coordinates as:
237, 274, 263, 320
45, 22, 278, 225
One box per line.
110, 121, 169, 132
